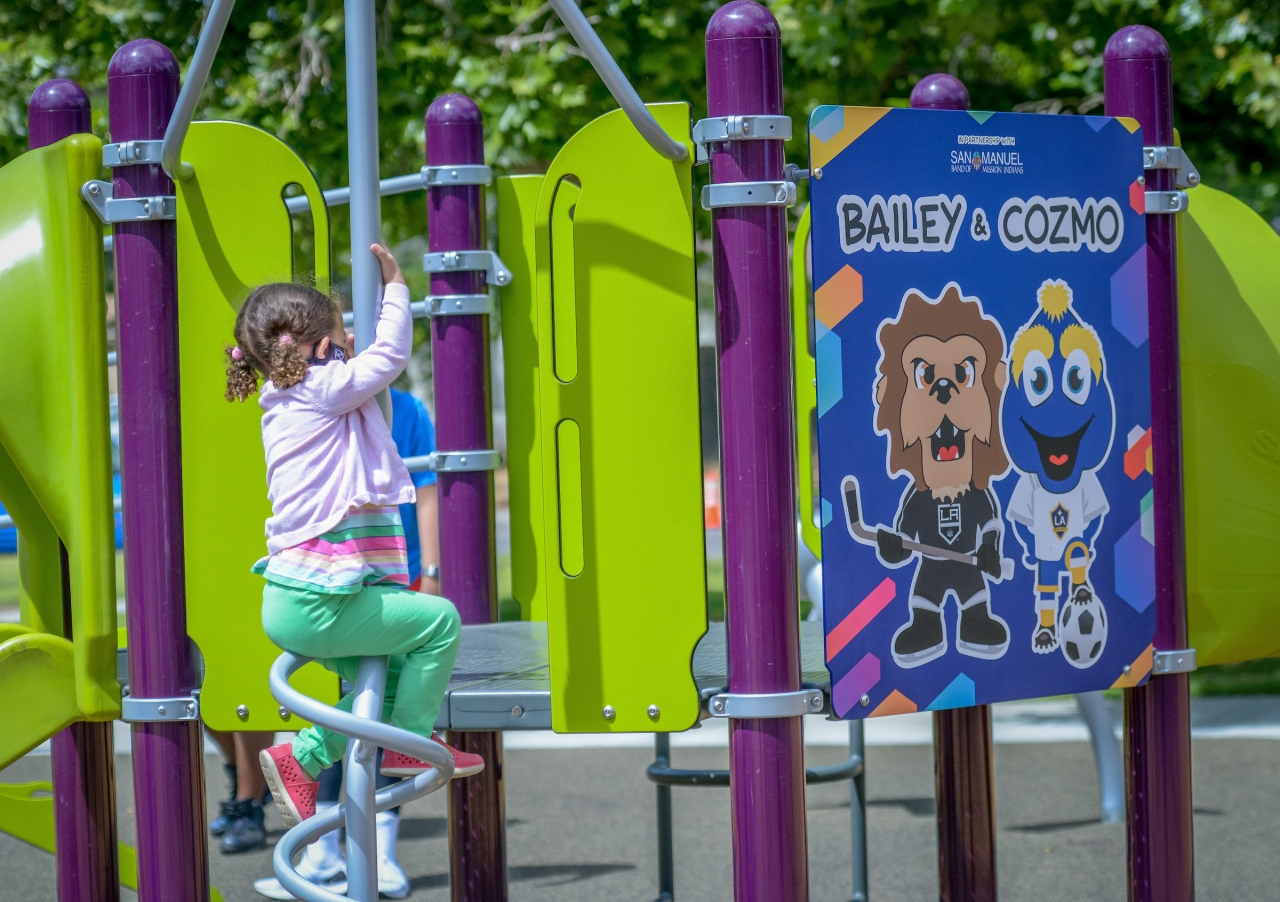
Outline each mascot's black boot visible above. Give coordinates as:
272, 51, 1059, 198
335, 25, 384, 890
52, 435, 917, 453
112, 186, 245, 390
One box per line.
892, 604, 947, 668
956, 599, 1010, 660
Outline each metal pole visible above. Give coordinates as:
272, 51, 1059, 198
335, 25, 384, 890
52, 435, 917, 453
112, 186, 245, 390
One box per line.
426, 92, 508, 902
653, 733, 675, 902
159, 0, 236, 181
906, 74, 997, 902
29, 80, 122, 902
1104, 26, 1195, 902
345, 0, 383, 357
108, 39, 210, 902
546, 0, 687, 162
706, 5, 808, 901
344, 657, 388, 902
934, 707, 997, 902
849, 721, 868, 902
1076, 692, 1125, 824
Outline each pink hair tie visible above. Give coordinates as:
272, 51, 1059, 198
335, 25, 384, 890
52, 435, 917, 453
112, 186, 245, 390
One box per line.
231, 346, 244, 361
278, 334, 293, 346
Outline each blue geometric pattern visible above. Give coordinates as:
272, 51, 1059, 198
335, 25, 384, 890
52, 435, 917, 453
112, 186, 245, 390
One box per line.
925, 673, 976, 711
816, 330, 844, 417
1114, 517, 1156, 612
1111, 245, 1149, 347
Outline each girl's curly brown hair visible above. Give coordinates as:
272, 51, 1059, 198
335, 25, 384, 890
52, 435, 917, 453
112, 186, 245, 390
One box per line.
225, 282, 341, 402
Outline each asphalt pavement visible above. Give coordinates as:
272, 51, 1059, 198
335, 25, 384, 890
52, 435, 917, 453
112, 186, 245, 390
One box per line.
2, 699, 1279, 902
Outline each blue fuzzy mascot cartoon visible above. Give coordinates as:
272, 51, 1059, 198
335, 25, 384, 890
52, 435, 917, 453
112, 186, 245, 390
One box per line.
1002, 279, 1115, 663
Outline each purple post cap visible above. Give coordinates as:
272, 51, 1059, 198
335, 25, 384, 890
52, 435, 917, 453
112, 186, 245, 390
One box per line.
707, 0, 780, 40
1104, 24, 1170, 61
29, 79, 91, 116
107, 38, 179, 78
426, 93, 482, 126
910, 73, 970, 110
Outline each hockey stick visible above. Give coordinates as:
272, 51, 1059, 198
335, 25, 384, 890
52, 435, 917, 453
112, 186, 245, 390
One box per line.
840, 474, 1015, 581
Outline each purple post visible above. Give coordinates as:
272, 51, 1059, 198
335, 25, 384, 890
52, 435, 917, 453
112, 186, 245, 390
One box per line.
909, 73, 971, 111
29, 79, 93, 151
707, 5, 809, 901
108, 39, 210, 902
908, 75, 998, 902
1104, 26, 1195, 902
30, 80, 122, 902
425, 94, 507, 902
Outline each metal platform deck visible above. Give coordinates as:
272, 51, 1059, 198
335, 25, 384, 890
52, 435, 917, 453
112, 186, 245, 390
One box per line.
437, 620, 831, 731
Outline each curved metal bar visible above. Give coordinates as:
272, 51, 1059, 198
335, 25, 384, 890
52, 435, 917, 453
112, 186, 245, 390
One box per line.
159, 0, 237, 180
268, 652, 455, 771
267, 652, 454, 902
547, 0, 688, 162
646, 752, 863, 787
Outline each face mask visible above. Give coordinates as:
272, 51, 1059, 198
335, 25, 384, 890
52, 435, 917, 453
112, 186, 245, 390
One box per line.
306, 343, 347, 367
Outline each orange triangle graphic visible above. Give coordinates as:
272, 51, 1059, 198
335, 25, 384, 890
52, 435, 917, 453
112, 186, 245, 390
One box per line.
870, 689, 918, 718
1111, 644, 1154, 688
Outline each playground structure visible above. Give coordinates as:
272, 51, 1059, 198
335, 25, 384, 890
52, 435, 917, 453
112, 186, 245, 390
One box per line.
0, 3, 1279, 902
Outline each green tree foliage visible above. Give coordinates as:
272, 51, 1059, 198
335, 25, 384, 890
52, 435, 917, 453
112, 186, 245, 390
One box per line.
1, 0, 1277, 238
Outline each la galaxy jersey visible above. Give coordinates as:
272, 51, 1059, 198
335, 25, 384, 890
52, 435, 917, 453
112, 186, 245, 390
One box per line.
895, 483, 1000, 556
1006, 471, 1108, 562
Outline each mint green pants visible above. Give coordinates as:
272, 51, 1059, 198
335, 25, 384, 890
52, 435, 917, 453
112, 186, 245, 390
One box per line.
261, 582, 462, 778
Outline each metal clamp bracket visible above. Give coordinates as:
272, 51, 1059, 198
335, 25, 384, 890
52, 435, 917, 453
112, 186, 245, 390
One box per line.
422, 164, 493, 187
422, 250, 512, 287
402, 449, 501, 474
103, 140, 165, 168
417, 294, 495, 318
121, 690, 200, 722
692, 115, 792, 163
1152, 648, 1197, 675
784, 163, 810, 183
1143, 145, 1200, 189
81, 181, 177, 223
701, 180, 797, 211
708, 688, 825, 719
1144, 190, 1189, 214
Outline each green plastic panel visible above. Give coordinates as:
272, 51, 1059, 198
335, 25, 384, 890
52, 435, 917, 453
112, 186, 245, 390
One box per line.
0, 135, 118, 721
792, 204, 821, 560
531, 104, 706, 733
0, 633, 78, 767
0, 781, 226, 901
1181, 185, 1280, 665
496, 174, 549, 622
177, 121, 338, 730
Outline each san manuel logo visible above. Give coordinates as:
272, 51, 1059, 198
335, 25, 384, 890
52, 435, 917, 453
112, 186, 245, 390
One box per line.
951, 134, 1023, 174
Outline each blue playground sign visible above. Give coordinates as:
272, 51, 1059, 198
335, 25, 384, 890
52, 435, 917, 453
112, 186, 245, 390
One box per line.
809, 107, 1157, 718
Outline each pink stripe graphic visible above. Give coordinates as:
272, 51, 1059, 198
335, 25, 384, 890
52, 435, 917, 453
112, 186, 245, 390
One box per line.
832, 653, 881, 718
826, 577, 896, 662
296, 535, 407, 555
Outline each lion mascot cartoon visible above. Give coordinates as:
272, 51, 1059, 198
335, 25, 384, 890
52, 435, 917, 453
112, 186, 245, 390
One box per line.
859, 283, 1012, 669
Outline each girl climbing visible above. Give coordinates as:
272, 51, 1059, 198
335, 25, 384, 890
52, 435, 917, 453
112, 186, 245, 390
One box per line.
225, 243, 483, 828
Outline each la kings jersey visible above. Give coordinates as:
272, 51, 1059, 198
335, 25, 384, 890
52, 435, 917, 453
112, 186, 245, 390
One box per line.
894, 483, 1001, 607
1006, 470, 1108, 562
895, 483, 1000, 556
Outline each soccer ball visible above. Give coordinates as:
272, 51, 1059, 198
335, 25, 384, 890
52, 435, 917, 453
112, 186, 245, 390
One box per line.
1058, 584, 1108, 669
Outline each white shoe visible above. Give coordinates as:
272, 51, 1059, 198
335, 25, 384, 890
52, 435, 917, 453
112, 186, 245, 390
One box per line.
252, 865, 347, 900
252, 833, 347, 899
375, 809, 410, 898
378, 854, 410, 899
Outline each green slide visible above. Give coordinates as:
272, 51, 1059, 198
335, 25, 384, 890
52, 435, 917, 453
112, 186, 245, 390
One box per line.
0, 134, 118, 769
1181, 185, 1280, 665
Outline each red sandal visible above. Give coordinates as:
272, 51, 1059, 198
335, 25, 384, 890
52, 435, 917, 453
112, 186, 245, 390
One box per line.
259, 743, 319, 828
381, 734, 485, 778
